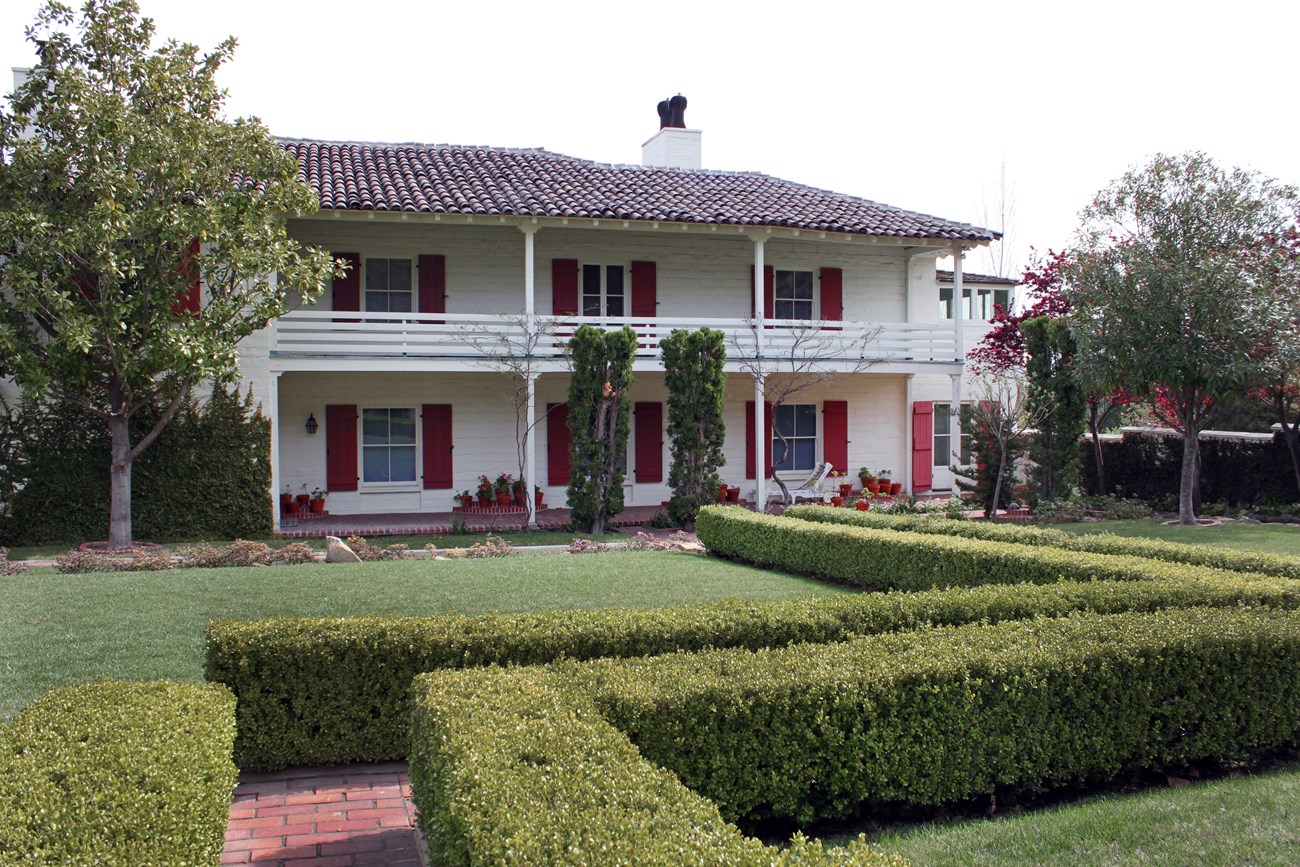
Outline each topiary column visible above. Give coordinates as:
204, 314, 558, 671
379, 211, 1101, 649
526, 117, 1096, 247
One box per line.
566, 326, 637, 533
661, 328, 727, 529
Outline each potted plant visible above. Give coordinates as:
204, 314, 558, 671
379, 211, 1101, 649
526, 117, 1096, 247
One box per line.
534, 484, 545, 509
717, 483, 729, 503
309, 487, 328, 514
477, 475, 494, 507
858, 466, 875, 487
855, 496, 871, 511
280, 484, 296, 514
727, 486, 741, 503
456, 489, 474, 509
889, 482, 903, 496
512, 477, 528, 507
830, 495, 844, 507
495, 473, 513, 508
295, 484, 311, 510
830, 469, 852, 498
876, 468, 892, 487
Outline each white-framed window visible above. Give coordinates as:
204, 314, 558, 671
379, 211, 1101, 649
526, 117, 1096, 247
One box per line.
361, 407, 417, 484
939, 286, 1011, 321
582, 264, 625, 316
774, 269, 814, 319
933, 402, 973, 467
365, 258, 413, 313
772, 403, 817, 472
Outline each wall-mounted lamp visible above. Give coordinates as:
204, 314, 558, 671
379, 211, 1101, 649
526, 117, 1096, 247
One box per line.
305, 413, 318, 435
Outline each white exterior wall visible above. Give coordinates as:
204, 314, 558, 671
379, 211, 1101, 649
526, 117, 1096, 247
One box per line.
282, 219, 912, 321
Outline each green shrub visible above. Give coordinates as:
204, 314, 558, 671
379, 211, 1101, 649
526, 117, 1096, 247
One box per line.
0, 385, 272, 546
0, 679, 237, 864
207, 570, 1300, 770
573, 608, 1300, 825
410, 668, 900, 866
782, 504, 1300, 580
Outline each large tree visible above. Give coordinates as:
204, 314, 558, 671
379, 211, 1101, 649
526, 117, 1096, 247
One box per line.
0, 1, 339, 548
1062, 152, 1299, 524
566, 325, 636, 534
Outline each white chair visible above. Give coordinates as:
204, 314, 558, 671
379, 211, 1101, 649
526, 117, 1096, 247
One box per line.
766, 461, 834, 506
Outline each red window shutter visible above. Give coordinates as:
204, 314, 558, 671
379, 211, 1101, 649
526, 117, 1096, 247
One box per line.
820, 267, 842, 329
418, 254, 446, 315
630, 260, 657, 318
822, 401, 848, 474
547, 402, 571, 486
912, 401, 935, 491
333, 252, 361, 322
745, 401, 774, 479
634, 402, 663, 483
749, 265, 775, 318
325, 404, 359, 492
421, 404, 453, 489
552, 258, 579, 316
172, 239, 201, 314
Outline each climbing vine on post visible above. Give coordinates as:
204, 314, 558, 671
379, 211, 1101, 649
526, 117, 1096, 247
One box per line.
566, 325, 637, 534
661, 328, 727, 528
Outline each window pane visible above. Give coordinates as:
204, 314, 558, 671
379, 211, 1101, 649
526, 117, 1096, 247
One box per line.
390, 259, 411, 290
389, 291, 412, 313
606, 265, 624, 297
366, 291, 389, 312
583, 264, 602, 295
793, 438, 816, 471
794, 404, 817, 436
933, 434, 951, 466
775, 270, 794, 295
793, 271, 813, 299
362, 410, 388, 444
994, 289, 1010, 313
365, 260, 387, 291
607, 295, 624, 316
363, 448, 390, 483
390, 409, 416, 444
772, 440, 793, 471
775, 300, 795, 319
773, 405, 795, 438
794, 299, 813, 319
934, 403, 951, 436
390, 446, 417, 481
939, 286, 953, 319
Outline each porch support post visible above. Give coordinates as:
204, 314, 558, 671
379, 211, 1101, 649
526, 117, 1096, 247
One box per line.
952, 242, 965, 362
520, 222, 538, 317
269, 371, 283, 532
525, 372, 538, 529
904, 373, 914, 494
752, 234, 767, 510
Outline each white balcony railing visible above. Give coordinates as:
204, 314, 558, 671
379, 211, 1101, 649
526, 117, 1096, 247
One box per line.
270, 310, 961, 365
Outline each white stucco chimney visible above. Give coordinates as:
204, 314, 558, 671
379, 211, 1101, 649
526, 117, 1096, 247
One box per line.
642, 94, 701, 170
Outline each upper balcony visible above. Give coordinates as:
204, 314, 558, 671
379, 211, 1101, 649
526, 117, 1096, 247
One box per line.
267, 310, 963, 374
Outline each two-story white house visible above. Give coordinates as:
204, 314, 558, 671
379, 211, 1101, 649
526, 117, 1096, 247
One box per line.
229, 104, 1004, 529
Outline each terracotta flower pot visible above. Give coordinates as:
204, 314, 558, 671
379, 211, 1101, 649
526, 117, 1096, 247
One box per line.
890, 483, 902, 496
868, 483, 881, 495
830, 496, 844, 507
514, 489, 527, 507
535, 492, 544, 509
855, 500, 870, 511
496, 491, 512, 508
717, 485, 729, 503
460, 496, 474, 509
295, 494, 311, 508
478, 494, 492, 508
310, 498, 325, 514
838, 483, 853, 498
727, 487, 740, 503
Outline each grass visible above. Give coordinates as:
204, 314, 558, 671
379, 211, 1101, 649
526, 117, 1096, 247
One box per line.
1051, 517, 1300, 556
0, 550, 846, 720
3, 529, 628, 561
869, 764, 1300, 866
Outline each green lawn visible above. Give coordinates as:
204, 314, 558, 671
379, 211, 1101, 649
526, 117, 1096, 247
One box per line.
1052, 518, 1300, 556
3, 529, 627, 561
871, 764, 1300, 866
0, 550, 846, 719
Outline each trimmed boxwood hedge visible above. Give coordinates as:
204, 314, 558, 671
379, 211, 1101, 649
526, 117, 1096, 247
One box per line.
0, 679, 237, 864
207, 569, 1300, 770
696, 506, 1300, 592
410, 608, 1300, 859
410, 668, 902, 866
573, 607, 1300, 824
783, 504, 1300, 580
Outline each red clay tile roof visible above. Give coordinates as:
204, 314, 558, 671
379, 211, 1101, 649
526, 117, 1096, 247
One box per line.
281, 139, 997, 243
936, 269, 1018, 285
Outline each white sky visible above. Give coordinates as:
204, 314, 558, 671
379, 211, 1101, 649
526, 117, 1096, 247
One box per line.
4, 0, 1298, 279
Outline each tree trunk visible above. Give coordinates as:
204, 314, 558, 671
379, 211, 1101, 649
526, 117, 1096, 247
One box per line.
1178, 424, 1197, 525
108, 413, 134, 549
989, 440, 1007, 522
1090, 419, 1107, 495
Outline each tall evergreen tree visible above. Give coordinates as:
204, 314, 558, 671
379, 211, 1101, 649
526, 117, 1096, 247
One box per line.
566, 326, 636, 534
1021, 316, 1085, 502
661, 328, 727, 528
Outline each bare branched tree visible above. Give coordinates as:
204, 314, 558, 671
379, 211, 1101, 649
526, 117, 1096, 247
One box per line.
455, 314, 563, 522
966, 368, 1046, 521
976, 160, 1020, 279
730, 320, 880, 505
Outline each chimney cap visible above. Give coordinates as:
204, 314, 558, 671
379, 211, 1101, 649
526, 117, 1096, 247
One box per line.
656, 94, 687, 129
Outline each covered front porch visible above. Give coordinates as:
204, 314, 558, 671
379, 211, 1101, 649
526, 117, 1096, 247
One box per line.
275, 503, 670, 538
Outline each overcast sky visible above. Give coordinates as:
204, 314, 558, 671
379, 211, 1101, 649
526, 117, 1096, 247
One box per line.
4, 0, 1297, 279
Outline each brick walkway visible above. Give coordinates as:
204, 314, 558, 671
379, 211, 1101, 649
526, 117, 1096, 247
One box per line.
222, 763, 424, 866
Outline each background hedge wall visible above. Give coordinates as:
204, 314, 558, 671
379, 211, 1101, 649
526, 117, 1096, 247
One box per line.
1080, 430, 1300, 506
0, 385, 272, 545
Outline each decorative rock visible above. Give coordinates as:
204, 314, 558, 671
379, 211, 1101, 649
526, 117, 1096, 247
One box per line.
325, 536, 361, 563
675, 541, 705, 553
